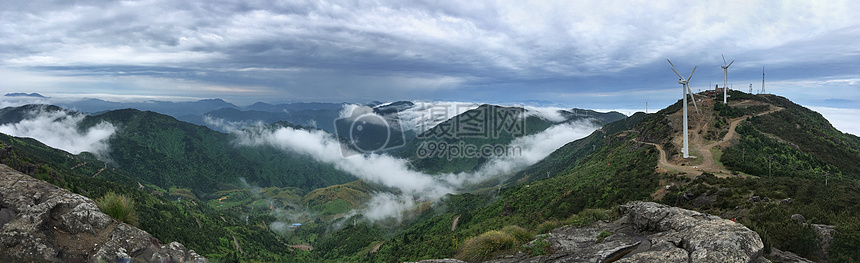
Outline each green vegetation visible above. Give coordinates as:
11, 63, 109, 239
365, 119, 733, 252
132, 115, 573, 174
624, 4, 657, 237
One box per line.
0, 134, 309, 262
535, 220, 562, 234
370, 128, 659, 262
566, 208, 617, 227
80, 108, 356, 195
596, 230, 613, 242
456, 226, 532, 262
398, 105, 625, 174
527, 234, 551, 256
3, 95, 859, 262
95, 192, 139, 226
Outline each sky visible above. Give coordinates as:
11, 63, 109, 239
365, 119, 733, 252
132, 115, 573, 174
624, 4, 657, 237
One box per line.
1, 1, 858, 132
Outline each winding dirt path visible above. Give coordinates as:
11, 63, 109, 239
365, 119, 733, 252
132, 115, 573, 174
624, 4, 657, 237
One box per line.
636, 101, 783, 177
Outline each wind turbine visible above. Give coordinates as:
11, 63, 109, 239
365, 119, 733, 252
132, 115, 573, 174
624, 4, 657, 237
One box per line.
721, 54, 734, 104
668, 59, 699, 159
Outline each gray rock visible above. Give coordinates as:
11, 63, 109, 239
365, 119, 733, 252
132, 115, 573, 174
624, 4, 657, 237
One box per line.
408, 259, 467, 263
0, 164, 206, 262
781, 198, 793, 205
768, 248, 814, 263
790, 214, 806, 224
811, 224, 835, 261
458, 201, 767, 262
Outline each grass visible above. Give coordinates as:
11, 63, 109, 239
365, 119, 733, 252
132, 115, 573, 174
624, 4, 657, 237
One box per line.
596, 230, 613, 242
711, 147, 726, 170
95, 192, 138, 226
457, 225, 533, 262
535, 220, 562, 234
565, 208, 616, 227
456, 230, 516, 262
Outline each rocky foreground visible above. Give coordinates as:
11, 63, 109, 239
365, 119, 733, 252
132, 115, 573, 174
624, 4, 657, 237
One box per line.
0, 164, 206, 262
418, 201, 779, 263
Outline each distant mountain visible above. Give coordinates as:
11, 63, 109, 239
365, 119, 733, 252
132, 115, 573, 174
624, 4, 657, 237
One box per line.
4, 92, 46, 98
177, 106, 343, 133
243, 101, 344, 112
57, 98, 239, 117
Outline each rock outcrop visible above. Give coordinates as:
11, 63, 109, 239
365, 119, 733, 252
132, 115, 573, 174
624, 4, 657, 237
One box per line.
420, 201, 768, 263
0, 164, 206, 262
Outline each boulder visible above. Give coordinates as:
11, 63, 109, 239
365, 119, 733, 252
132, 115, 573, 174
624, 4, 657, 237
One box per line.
0, 164, 206, 262
790, 214, 806, 224
472, 201, 766, 262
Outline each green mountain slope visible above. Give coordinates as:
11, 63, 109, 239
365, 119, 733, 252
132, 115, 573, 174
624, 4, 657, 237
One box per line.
0, 133, 311, 262
87, 108, 357, 194
396, 104, 625, 174
0, 105, 356, 195
319, 93, 860, 262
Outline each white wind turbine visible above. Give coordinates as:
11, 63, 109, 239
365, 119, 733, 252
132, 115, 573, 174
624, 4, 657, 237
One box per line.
721, 54, 734, 104
668, 59, 699, 159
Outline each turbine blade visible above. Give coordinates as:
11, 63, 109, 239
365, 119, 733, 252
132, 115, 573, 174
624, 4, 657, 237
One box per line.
722, 54, 727, 65
671, 68, 684, 79
688, 66, 697, 81
727, 60, 734, 67
688, 87, 700, 114
667, 59, 675, 67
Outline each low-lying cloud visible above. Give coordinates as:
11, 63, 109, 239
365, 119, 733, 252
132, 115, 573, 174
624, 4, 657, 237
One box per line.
233, 104, 600, 221
0, 108, 116, 158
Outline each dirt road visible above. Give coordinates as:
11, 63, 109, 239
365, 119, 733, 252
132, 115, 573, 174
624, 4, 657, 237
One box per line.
636, 101, 783, 177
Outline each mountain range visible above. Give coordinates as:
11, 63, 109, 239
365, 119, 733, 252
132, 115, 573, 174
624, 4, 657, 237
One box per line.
0, 92, 858, 262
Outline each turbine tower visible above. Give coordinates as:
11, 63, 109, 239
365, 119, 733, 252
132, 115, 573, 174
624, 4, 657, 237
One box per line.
721, 54, 734, 104
668, 59, 699, 159
761, 66, 766, 94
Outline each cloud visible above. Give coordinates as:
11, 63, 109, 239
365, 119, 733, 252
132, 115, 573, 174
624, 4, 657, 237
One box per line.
0, 108, 116, 158
806, 106, 860, 136
2, 1, 859, 105
202, 115, 262, 133
360, 193, 416, 223
396, 101, 480, 133
523, 106, 567, 122
233, 103, 599, 221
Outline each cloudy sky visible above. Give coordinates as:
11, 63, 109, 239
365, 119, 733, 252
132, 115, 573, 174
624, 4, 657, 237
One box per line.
1, 1, 858, 116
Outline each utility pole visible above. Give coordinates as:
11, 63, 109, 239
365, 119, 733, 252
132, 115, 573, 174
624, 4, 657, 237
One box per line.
824, 172, 829, 186
768, 156, 774, 177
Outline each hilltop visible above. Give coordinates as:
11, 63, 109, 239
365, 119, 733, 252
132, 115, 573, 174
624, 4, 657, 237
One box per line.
367, 91, 859, 262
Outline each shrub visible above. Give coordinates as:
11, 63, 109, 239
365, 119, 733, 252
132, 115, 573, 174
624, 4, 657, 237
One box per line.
95, 192, 138, 226
457, 230, 515, 262
501, 225, 533, 244
535, 220, 562, 234
527, 234, 551, 256
566, 208, 614, 227
596, 230, 613, 242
